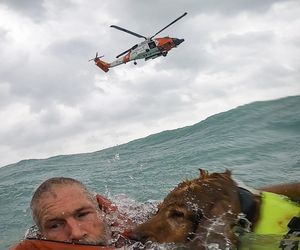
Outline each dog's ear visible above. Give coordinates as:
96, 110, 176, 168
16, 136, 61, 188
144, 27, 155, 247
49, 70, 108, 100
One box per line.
199, 169, 209, 179
195, 200, 239, 248
224, 169, 232, 176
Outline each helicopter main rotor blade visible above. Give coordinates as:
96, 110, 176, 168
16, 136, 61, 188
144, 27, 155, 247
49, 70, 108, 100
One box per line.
110, 25, 147, 39
150, 12, 187, 39
116, 48, 131, 58
116, 44, 138, 58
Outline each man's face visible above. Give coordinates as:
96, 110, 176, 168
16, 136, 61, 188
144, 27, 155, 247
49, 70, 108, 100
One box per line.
37, 184, 111, 245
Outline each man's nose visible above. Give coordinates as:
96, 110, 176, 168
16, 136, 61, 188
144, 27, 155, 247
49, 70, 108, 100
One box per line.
67, 219, 86, 241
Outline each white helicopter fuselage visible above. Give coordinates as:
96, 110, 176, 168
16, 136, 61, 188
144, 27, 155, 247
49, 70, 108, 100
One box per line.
130, 40, 160, 60
109, 39, 160, 68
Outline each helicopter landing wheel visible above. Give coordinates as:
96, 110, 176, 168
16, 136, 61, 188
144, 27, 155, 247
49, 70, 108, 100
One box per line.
134, 61, 137, 65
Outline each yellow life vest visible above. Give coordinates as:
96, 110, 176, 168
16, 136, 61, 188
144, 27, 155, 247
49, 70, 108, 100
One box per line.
254, 192, 300, 235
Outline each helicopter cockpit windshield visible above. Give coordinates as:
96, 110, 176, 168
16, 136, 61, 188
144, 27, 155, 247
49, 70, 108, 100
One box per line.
148, 41, 156, 49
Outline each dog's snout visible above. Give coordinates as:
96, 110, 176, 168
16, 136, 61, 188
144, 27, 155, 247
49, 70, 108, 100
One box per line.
126, 230, 150, 243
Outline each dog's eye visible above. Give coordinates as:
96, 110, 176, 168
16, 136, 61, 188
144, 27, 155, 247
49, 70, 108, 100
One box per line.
170, 210, 185, 218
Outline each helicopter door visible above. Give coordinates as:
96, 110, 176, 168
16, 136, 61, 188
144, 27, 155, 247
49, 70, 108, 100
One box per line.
148, 41, 156, 49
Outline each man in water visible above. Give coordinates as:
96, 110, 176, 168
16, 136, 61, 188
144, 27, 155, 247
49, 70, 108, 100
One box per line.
11, 177, 130, 249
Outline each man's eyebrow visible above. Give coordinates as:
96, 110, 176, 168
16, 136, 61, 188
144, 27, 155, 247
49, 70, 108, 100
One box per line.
73, 205, 95, 214
44, 217, 64, 225
43, 205, 95, 223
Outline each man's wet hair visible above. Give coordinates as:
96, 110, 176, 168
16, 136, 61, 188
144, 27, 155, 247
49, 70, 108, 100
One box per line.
30, 177, 96, 229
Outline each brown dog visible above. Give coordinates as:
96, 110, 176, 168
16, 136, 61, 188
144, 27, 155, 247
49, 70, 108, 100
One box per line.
128, 170, 300, 249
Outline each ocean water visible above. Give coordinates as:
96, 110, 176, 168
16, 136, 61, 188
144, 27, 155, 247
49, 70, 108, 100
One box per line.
0, 95, 299, 249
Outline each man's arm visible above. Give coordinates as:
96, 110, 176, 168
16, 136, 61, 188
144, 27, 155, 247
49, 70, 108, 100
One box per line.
96, 194, 136, 228
260, 183, 300, 202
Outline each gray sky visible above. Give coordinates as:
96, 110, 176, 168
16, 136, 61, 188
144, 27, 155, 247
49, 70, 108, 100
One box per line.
0, 0, 299, 167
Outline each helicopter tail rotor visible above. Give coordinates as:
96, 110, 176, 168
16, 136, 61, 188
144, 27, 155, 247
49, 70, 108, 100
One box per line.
89, 52, 110, 72
88, 52, 104, 62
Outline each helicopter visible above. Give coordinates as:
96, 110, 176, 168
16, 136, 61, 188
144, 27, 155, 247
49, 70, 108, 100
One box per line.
89, 12, 187, 72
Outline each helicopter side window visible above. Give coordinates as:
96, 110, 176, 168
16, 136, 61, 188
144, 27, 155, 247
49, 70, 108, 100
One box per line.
148, 41, 156, 49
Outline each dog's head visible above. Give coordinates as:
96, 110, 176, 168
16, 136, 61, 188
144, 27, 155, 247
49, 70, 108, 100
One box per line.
128, 170, 242, 248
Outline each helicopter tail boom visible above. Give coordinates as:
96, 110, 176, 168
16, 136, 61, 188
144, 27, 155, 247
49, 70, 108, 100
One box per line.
89, 52, 110, 72
95, 58, 110, 72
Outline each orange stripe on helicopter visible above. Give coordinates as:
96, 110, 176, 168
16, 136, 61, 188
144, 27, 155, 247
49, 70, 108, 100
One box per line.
96, 59, 110, 72
155, 37, 176, 51
123, 53, 131, 63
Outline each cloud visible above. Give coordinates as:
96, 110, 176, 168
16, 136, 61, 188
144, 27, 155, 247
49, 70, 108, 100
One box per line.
0, 0, 46, 22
